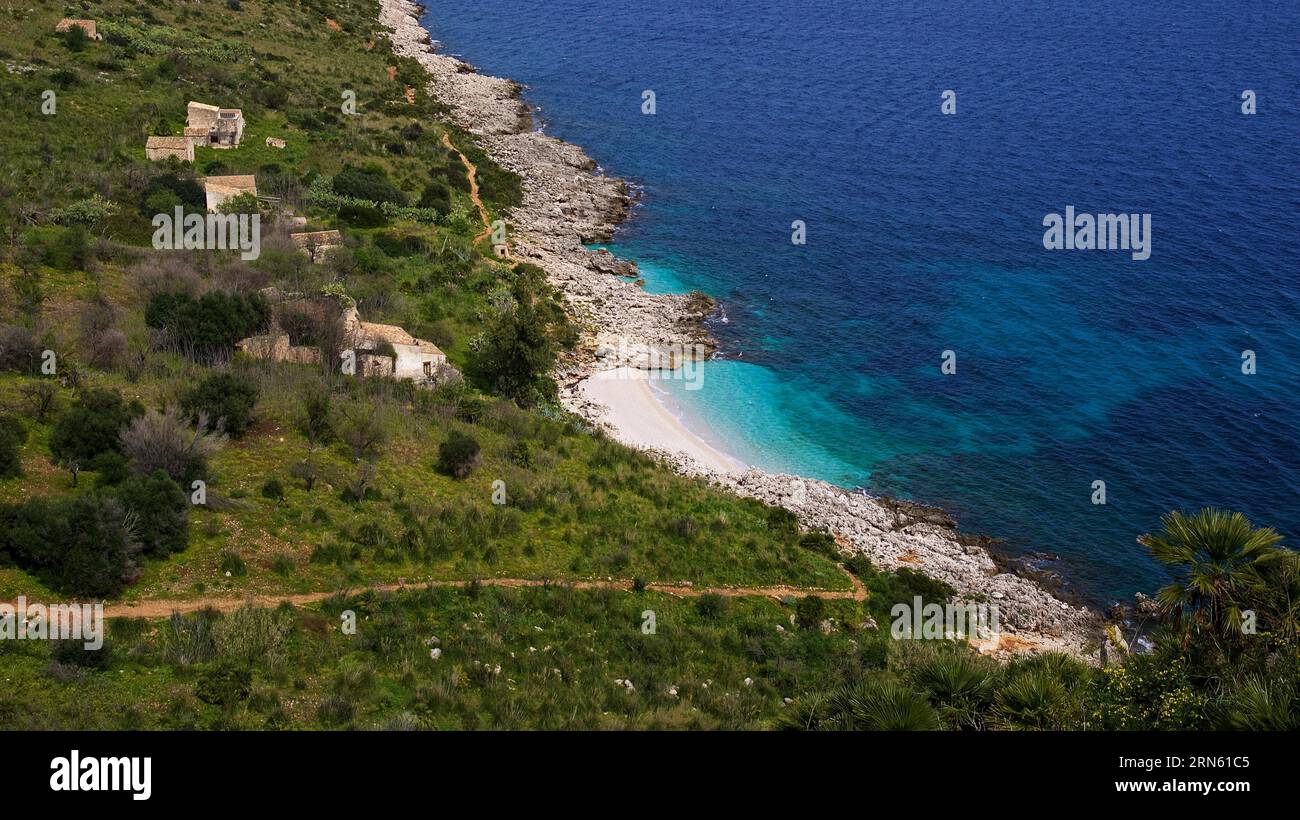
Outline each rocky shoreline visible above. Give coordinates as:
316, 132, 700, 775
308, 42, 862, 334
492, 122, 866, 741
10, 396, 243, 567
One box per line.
379, 0, 1102, 659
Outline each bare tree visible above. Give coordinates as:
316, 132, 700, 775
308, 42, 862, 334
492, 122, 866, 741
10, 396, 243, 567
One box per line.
120, 406, 226, 483
18, 379, 59, 422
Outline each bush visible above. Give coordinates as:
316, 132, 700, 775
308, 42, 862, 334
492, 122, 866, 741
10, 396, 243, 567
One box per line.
52, 638, 113, 670
111, 470, 189, 558
219, 550, 247, 577
144, 291, 270, 361
261, 477, 285, 500
48, 388, 144, 466
437, 431, 480, 478
0, 325, 40, 373
0, 494, 140, 597
0, 415, 27, 478
694, 593, 728, 619
799, 530, 839, 558
796, 595, 826, 629
332, 165, 407, 205
119, 406, 223, 484
61, 24, 90, 52
181, 371, 259, 437
195, 665, 252, 706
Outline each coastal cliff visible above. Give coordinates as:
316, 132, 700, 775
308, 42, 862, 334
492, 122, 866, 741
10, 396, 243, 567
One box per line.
379, 0, 1101, 659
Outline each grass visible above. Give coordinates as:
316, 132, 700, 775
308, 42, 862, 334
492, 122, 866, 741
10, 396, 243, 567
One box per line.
0, 585, 877, 730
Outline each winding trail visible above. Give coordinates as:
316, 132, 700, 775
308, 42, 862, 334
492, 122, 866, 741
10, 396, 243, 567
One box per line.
441, 131, 504, 251
80, 568, 867, 619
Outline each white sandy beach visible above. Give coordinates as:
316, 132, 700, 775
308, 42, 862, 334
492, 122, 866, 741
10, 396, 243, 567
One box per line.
578, 368, 746, 474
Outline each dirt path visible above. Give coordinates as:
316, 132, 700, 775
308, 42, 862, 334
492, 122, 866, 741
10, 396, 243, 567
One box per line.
441, 132, 502, 249
73, 568, 866, 619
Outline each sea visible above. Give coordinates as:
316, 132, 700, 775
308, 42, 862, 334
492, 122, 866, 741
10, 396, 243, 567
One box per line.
421, 0, 1300, 605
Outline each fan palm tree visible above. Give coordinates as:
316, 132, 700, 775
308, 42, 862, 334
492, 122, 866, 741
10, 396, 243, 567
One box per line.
994, 669, 1069, 730
1215, 677, 1300, 731
781, 676, 940, 731
912, 651, 996, 730
1139, 508, 1284, 650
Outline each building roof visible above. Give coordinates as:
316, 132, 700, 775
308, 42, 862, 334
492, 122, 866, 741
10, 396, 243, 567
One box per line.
188, 101, 220, 114
184, 126, 210, 137
203, 175, 258, 194
56, 19, 97, 33
146, 136, 191, 150
358, 322, 416, 347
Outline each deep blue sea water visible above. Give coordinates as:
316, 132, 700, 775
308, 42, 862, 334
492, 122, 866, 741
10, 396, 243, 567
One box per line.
422, 0, 1300, 604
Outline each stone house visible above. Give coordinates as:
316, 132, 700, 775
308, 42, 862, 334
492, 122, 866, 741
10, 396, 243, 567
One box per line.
202, 175, 258, 212
145, 136, 194, 163
55, 19, 101, 40
236, 295, 450, 386
348, 317, 448, 382
290, 230, 343, 263
187, 101, 245, 148
235, 333, 321, 365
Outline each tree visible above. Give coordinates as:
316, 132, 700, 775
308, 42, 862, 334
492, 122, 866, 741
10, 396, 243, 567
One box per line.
299, 387, 335, 447
181, 371, 259, 437
217, 192, 261, 215
1140, 508, 1285, 653
466, 268, 573, 406
18, 379, 59, 422
48, 388, 144, 466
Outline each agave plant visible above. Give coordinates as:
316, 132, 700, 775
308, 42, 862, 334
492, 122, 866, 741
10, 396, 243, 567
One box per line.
1139, 508, 1284, 651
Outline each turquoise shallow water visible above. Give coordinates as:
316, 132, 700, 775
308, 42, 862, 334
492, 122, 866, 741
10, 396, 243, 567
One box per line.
424, 0, 1300, 605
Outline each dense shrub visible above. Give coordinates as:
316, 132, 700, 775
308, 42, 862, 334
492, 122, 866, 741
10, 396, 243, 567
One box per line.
181, 371, 259, 436
437, 431, 480, 478
112, 470, 190, 558
332, 165, 407, 205
337, 203, 388, 228
144, 291, 270, 360
0, 414, 26, 478
261, 477, 285, 500
48, 388, 144, 466
52, 638, 113, 670
796, 595, 826, 629
18, 226, 90, 272
0, 494, 140, 597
